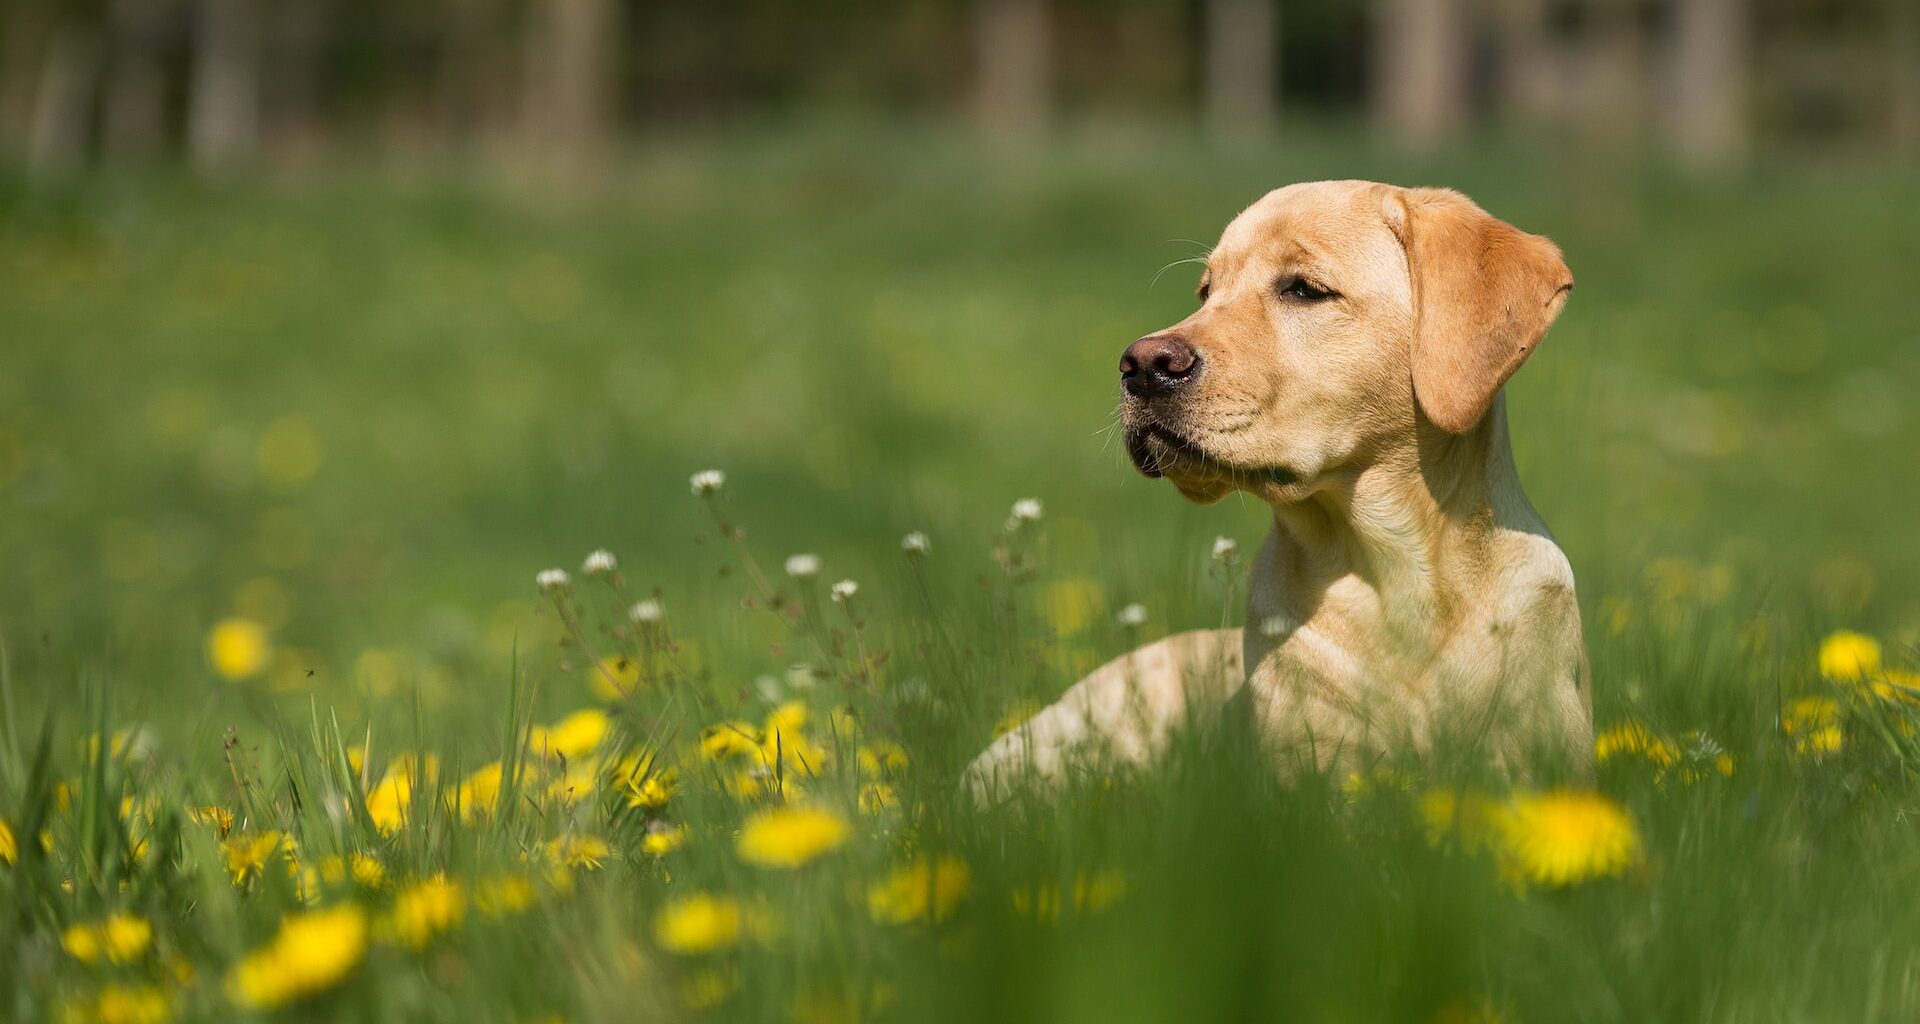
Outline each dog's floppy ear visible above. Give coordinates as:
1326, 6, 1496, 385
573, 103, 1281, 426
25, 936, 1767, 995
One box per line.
1386, 187, 1573, 434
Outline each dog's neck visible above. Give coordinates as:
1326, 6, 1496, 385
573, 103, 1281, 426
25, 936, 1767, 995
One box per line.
1252, 396, 1537, 647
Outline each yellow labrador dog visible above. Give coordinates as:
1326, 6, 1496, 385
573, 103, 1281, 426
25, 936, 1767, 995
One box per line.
966, 180, 1591, 798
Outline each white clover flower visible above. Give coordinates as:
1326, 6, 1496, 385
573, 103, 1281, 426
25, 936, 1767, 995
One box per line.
900, 531, 930, 555
830, 579, 859, 603
1212, 536, 1238, 561
689, 469, 726, 495
1258, 615, 1288, 638
581, 549, 617, 575
785, 553, 821, 579
535, 568, 571, 592
628, 599, 663, 624
1010, 498, 1044, 523
1116, 602, 1148, 627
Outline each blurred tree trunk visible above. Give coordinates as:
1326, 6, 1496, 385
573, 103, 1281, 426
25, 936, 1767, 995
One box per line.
1371, 0, 1468, 149
524, 0, 620, 178
972, 0, 1051, 142
103, 0, 176, 160
1580, 0, 1642, 147
1667, 0, 1748, 171
1894, 0, 1919, 162
27, 18, 100, 174
1, 0, 55, 158
264, 0, 327, 163
1492, 0, 1556, 124
436, 0, 512, 151
1204, 0, 1277, 140
188, 0, 261, 171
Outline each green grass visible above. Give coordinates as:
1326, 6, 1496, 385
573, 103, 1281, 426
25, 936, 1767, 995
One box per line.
2, 126, 1919, 1022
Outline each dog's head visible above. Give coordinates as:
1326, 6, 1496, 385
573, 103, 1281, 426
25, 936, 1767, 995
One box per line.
1122, 180, 1573, 504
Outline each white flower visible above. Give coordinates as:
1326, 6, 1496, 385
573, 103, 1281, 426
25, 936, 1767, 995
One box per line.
581, 549, 617, 575
1258, 615, 1288, 638
628, 599, 663, 624
1010, 498, 1044, 523
900, 531, 930, 555
689, 469, 726, 495
785, 553, 821, 579
1211, 536, 1238, 561
754, 674, 785, 703
830, 579, 859, 603
786, 664, 819, 691
536, 568, 571, 592
1116, 602, 1148, 627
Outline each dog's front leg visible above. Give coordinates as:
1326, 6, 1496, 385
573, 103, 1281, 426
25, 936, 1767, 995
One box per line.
961, 628, 1244, 803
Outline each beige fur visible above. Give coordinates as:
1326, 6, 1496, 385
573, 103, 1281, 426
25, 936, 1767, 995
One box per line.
965, 181, 1591, 800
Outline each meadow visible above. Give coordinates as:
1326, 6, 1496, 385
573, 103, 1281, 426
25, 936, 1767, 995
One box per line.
3, 127, 1919, 1022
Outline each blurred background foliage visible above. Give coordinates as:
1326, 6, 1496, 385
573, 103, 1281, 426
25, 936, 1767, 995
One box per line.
0, 0, 1916, 732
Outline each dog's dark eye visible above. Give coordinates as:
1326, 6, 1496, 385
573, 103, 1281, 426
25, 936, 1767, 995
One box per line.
1197, 281, 1211, 303
1278, 277, 1333, 302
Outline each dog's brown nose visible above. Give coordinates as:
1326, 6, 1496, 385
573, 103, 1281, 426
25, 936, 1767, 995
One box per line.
1120, 334, 1199, 398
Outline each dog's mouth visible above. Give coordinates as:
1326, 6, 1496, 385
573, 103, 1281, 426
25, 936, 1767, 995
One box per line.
1124, 422, 1300, 490
1124, 423, 1200, 479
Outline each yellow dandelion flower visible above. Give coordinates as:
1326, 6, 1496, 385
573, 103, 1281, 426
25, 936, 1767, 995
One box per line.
762, 700, 809, 739
207, 618, 270, 681
868, 856, 971, 925
735, 805, 847, 869
454, 762, 504, 822
62, 923, 103, 963
1818, 630, 1882, 681
220, 830, 287, 885
1010, 868, 1128, 921
1074, 869, 1127, 912
827, 705, 861, 740
63, 982, 174, 1024
0, 818, 15, 864
653, 893, 742, 955
476, 873, 537, 916
315, 852, 386, 890
65, 915, 153, 964
225, 904, 368, 1010
642, 824, 689, 856
589, 654, 643, 700
1885, 669, 1920, 695
625, 771, 676, 810
547, 834, 611, 870
544, 756, 601, 806
857, 741, 909, 776
531, 708, 609, 759
790, 985, 897, 1024
1782, 696, 1844, 755
365, 772, 413, 835
1496, 791, 1643, 887
678, 966, 740, 1009
1042, 577, 1102, 637
759, 730, 831, 777
1593, 721, 1678, 768
699, 721, 762, 761
724, 768, 777, 801
101, 914, 153, 962
188, 805, 234, 837
379, 875, 464, 949
857, 783, 898, 815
